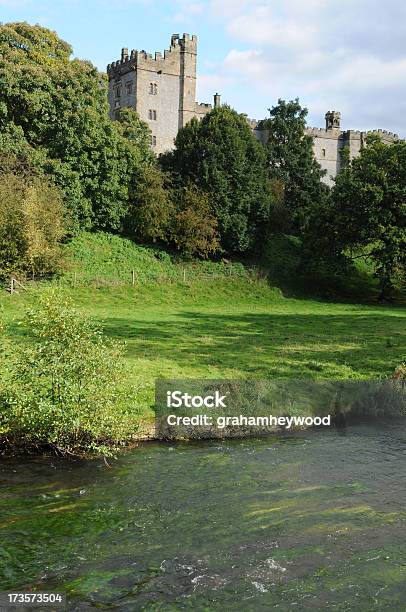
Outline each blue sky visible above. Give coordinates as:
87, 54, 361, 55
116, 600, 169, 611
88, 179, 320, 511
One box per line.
2, 0, 406, 136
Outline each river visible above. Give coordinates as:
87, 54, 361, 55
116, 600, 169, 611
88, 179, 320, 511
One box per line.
1, 422, 406, 610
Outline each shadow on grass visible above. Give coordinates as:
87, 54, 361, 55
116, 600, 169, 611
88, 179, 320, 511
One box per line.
100, 310, 406, 378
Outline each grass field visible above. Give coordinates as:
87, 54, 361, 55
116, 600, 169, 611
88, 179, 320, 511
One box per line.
1, 232, 404, 427
2, 279, 405, 423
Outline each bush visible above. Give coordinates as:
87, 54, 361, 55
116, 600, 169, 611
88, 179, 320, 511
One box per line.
0, 159, 65, 280
0, 291, 140, 456
127, 165, 173, 242
171, 185, 220, 258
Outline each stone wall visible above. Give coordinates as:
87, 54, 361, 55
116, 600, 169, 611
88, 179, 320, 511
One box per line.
107, 33, 212, 154
308, 126, 398, 185
108, 36, 401, 172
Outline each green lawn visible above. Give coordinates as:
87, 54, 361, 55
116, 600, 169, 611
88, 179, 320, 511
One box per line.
2, 279, 405, 422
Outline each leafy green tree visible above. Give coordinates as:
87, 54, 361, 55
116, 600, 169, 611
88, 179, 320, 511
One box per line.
162, 106, 273, 254
304, 136, 406, 300
127, 164, 173, 243
0, 291, 139, 455
171, 184, 220, 258
264, 99, 328, 232
0, 22, 151, 231
0, 156, 65, 280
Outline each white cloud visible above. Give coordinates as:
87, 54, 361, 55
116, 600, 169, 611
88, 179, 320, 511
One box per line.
228, 5, 317, 49
208, 0, 251, 19
172, 1, 204, 23
198, 0, 406, 135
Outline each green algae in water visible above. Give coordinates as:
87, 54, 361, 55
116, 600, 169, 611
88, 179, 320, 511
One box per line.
1, 423, 406, 610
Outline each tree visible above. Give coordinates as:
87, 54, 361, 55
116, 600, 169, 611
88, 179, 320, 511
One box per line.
171, 185, 220, 258
305, 136, 406, 300
161, 106, 273, 254
264, 99, 328, 232
0, 22, 152, 231
127, 164, 174, 243
0, 156, 65, 280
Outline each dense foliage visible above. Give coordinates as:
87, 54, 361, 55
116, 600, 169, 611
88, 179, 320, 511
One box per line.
0, 291, 139, 455
303, 137, 406, 300
264, 99, 328, 232
0, 22, 152, 231
171, 184, 220, 258
161, 106, 273, 254
0, 156, 65, 280
126, 164, 173, 243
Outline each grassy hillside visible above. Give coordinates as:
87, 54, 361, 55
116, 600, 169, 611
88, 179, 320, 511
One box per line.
1, 233, 405, 432
263, 234, 382, 300
61, 232, 249, 286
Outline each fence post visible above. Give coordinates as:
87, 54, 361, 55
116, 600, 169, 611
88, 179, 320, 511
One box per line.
132, 270, 135, 285
73, 272, 77, 287
183, 269, 186, 283
10, 277, 14, 294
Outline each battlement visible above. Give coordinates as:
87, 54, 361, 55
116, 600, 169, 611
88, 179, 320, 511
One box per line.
366, 128, 399, 139
307, 127, 328, 134
194, 101, 212, 118
107, 33, 197, 77
240, 114, 261, 130
306, 127, 338, 138
306, 126, 400, 142
171, 32, 198, 50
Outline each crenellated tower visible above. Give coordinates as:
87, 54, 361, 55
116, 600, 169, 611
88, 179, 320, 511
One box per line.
107, 33, 212, 154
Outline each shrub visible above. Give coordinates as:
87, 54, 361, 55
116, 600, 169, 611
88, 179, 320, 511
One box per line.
0, 291, 140, 456
0, 161, 65, 280
127, 165, 174, 242
171, 185, 220, 258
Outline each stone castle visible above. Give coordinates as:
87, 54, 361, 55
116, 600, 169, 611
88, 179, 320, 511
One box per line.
107, 33, 399, 184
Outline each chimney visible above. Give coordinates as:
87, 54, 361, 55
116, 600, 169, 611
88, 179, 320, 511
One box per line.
121, 48, 129, 61
214, 93, 221, 108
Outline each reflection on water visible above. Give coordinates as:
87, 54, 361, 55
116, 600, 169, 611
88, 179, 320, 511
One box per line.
1, 422, 406, 610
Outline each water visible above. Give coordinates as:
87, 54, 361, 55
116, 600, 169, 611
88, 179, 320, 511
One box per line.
1, 423, 406, 610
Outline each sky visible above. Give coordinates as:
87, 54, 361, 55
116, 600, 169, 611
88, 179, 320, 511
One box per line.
1, 0, 406, 136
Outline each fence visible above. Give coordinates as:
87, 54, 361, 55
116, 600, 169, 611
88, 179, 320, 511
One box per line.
4, 265, 270, 293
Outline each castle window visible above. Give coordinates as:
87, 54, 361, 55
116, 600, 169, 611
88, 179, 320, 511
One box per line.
125, 81, 133, 95
322, 148, 326, 157
149, 82, 158, 95
151, 135, 157, 147
114, 84, 121, 99
114, 100, 120, 109
148, 109, 157, 121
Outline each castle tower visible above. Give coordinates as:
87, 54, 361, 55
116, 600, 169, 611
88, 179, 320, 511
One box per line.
107, 33, 211, 155
178, 34, 198, 129
325, 111, 341, 130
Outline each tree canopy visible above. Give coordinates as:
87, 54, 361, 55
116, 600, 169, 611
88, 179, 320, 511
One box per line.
264, 99, 328, 232
304, 136, 406, 299
161, 106, 273, 254
0, 22, 152, 231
